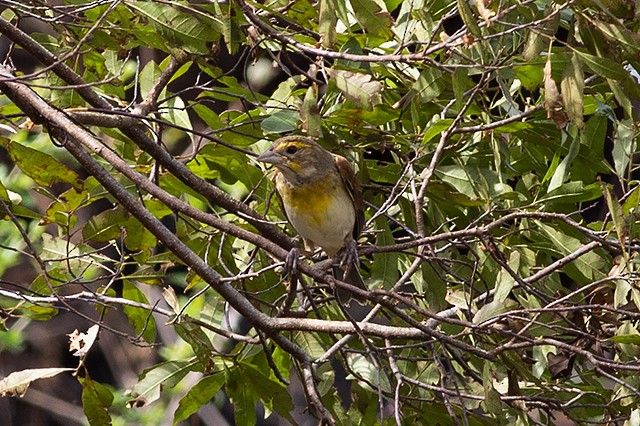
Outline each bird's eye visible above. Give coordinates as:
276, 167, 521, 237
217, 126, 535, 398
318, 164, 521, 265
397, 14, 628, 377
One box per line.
285, 145, 298, 155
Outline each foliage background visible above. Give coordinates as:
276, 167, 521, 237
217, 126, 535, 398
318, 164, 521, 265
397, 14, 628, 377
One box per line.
1, 0, 640, 425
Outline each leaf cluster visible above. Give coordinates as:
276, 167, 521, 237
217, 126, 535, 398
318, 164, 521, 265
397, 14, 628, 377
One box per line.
1, 0, 640, 425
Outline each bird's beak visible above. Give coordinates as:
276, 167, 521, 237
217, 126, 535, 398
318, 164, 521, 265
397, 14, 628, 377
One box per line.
256, 150, 282, 165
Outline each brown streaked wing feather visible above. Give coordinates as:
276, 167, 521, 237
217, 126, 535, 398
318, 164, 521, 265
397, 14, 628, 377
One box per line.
334, 154, 365, 239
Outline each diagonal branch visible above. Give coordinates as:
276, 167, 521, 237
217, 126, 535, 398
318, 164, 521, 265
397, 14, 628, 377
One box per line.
0, 17, 293, 249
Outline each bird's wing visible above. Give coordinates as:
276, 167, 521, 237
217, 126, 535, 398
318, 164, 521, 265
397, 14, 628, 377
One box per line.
334, 154, 365, 239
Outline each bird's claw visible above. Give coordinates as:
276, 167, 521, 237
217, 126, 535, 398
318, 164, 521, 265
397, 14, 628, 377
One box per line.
339, 240, 359, 269
285, 247, 300, 276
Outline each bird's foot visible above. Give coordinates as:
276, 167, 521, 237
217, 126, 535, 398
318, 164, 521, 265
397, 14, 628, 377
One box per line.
339, 240, 360, 270
285, 247, 300, 276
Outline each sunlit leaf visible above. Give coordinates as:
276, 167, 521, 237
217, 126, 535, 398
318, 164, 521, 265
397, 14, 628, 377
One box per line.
560, 53, 584, 129
473, 299, 517, 324
0, 368, 73, 397
612, 119, 636, 179
300, 84, 321, 137
0, 140, 82, 189
319, 0, 338, 48
127, 360, 199, 407
261, 109, 300, 134
348, 0, 394, 39
127, 1, 221, 54
457, 0, 482, 37
327, 68, 383, 110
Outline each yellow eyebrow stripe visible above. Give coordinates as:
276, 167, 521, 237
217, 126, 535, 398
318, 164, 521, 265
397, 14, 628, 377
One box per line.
278, 141, 308, 150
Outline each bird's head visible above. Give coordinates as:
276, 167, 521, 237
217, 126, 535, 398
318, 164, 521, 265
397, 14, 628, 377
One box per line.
256, 136, 334, 183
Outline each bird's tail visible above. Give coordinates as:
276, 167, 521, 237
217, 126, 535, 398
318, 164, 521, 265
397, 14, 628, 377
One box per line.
333, 263, 366, 305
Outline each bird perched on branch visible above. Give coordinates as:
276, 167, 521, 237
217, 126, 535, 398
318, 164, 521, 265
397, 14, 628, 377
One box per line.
257, 135, 366, 299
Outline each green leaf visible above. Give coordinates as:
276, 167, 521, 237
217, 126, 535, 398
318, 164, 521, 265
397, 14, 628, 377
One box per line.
319, 0, 338, 48
535, 222, 607, 283
590, 18, 640, 58
603, 183, 627, 248
1, 140, 82, 189
225, 367, 257, 426
436, 164, 511, 201
364, 159, 402, 184
242, 363, 294, 423
123, 217, 158, 259
293, 331, 328, 359
614, 279, 631, 309
494, 251, 519, 304
83, 208, 127, 242
139, 60, 162, 100
457, 0, 482, 37
613, 119, 636, 179
270, 346, 292, 382
347, 353, 391, 392
287, 0, 317, 27
482, 363, 504, 414
605, 76, 635, 119
523, 8, 558, 61
623, 186, 640, 215
515, 63, 544, 90
194, 144, 262, 189
413, 68, 445, 103
127, 360, 199, 407
0, 368, 73, 397
174, 320, 214, 369
80, 376, 114, 426
218, 110, 264, 147
173, 374, 224, 424
348, 0, 394, 39
162, 95, 192, 136
548, 132, 581, 192
122, 280, 157, 344
327, 68, 383, 110
615, 322, 640, 358
473, 299, 517, 324
422, 119, 453, 144
0, 178, 10, 201
560, 53, 584, 129
44, 185, 93, 227
219, 2, 244, 54
532, 345, 556, 379
371, 216, 399, 289
574, 49, 630, 81
536, 181, 602, 205
426, 181, 485, 207
127, 2, 221, 54
452, 67, 469, 110
300, 84, 321, 137
192, 104, 222, 130
226, 363, 294, 425
261, 109, 300, 134
608, 334, 640, 344
583, 113, 608, 157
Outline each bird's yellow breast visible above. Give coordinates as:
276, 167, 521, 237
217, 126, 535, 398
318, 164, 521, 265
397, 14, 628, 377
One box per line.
277, 176, 332, 226
275, 173, 355, 255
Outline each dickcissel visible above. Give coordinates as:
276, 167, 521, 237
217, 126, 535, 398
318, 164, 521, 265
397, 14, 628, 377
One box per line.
256, 135, 366, 295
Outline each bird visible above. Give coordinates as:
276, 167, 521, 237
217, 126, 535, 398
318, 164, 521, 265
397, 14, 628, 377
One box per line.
256, 135, 366, 299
